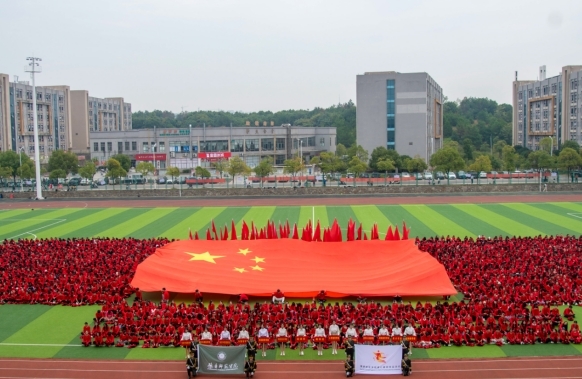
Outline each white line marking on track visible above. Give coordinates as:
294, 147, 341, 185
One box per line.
567, 213, 582, 219
4, 219, 67, 240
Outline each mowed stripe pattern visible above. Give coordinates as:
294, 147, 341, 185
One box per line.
1, 203, 581, 241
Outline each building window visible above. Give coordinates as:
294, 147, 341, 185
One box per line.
100, 142, 105, 152
551, 84, 557, 93
528, 89, 533, 98
132, 141, 137, 151
543, 85, 548, 95
143, 142, 149, 152
107, 142, 112, 152
125, 141, 130, 151
45, 93, 51, 101
159, 142, 165, 152
518, 92, 523, 100
261, 138, 274, 151
319, 137, 325, 147
276, 138, 286, 150
118, 141, 123, 152
572, 93, 577, 102
572, 80, 578, 90
245, 138, 259, 152
535, 87, 540, 96
93, 143, 99, 152
275, 155, 285, 165
307, 137, 315, 147
231, 139, 244, 152
386, 79, 396, 149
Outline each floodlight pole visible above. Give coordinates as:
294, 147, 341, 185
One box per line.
25, 57, 43, 200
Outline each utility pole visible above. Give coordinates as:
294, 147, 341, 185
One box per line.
25, 57, 43, 200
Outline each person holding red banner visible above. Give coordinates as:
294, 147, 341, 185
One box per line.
314, 323, 326, 356
362, 324, 375, 345
257, 324, 270, 357
276, 323, 288, 355
181, 329, 193, 348
329, 320, 340, 354
296, 323, 307, 355
378, 324, 390, 345
219, 327, 231, 345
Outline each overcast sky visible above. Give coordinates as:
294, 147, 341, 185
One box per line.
1, 0, 581, 113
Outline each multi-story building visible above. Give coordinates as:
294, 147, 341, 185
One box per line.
89, 123, 336, 171
70, 90, 132, 153
356, 71, 444, 162
512, 65, 582, 150
0, 73, 72, 161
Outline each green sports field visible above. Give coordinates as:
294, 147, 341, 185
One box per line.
1, 201, 582, 361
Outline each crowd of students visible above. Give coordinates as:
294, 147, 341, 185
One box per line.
0, 237, 168, 305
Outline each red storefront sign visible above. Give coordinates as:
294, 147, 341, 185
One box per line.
198, 152, 231, 161
135, 154, 167, 161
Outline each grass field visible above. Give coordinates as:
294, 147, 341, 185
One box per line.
1, 201, 582, 361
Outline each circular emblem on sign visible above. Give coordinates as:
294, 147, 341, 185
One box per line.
217, 351, 227, 361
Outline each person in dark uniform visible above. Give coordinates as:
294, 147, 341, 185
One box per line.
244, 355, 257, 378
344, 334, 355, 359
186, 352, 198, 378
401, 340, 410, 358
401, 353, 412, 376
188, 335, 198, 357
344, 355, 354, 377
246, 335, 258, 359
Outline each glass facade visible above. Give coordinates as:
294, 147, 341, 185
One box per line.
386, 80, 395, 150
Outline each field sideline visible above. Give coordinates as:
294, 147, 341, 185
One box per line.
0, 199, 582, 361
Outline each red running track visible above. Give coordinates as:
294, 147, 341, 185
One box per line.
1, 357, 582, 379
1, 193, 581, 209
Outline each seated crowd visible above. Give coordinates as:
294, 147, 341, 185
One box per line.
0, 238, 169, 305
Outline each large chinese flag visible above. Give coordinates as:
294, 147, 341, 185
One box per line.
130, 239, 456, 297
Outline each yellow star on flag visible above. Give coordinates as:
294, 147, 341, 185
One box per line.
234, 267, 247, 273
250, 265, 265, 271
251, 256, 265, 263
238, 248, 251, 256
185, 252, 224, 264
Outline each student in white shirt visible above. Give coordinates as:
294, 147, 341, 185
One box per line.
296, 324, 307, 356
378, 325, 390, 345
257, 325, 270, 357
276, 324, 288, 355
238, 326, 250, 341
220, 328, 231, 344
314, 323, 326, 356
181, 329, 193, 348
345, 324, 358, 339
329, 320, 341, 354
363, 324, 375, 345
200, 328, 212, 342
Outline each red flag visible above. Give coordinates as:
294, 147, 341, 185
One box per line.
357, 224, 363, 240
259, 229, 265, 239
189, 228, 193, 240
131, 239, 457, 297
292, 224, 299, 239
231, 220, 238, 240
242, 221, 249, 240
285, 220, 290, 237
314, 221, 322, 242
211, 220, 218, 240
363, 233, 368, 240
402, 221, 409, 240
194, 231, 199, 240
206, 229, 212, 240
386, 226, 394, 241
222, 226, 229, 241
394, 226, 401, 240
347, 219, 355, 241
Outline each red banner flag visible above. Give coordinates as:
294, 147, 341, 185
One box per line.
394, 226, 401, 240
357, 224, 362, 240
314, 221, 322, 242
206, 229, 212, 240
292, 224, 299, 239
189, 228, 193, 240
402, 221, 409, 240
194, 231, 199, 240
211, 220, 218, 240
242, 221, 249, 240
131, 239, 456, 297
386, 226, 394, 241
231, 220, 238, 240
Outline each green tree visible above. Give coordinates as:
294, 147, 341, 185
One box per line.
195, 166, 211, 178
226, 157, 251, 187
368, 147, 399, 172
561, 140, 580, 154
528, 150, 552, 171
335, 143, 348, 159
347, 156, 368, 183
462, 138, 474, 161
558, 148, 582, 182
166, 166, 181, 184
49, 169, 67, 181
539, 137, 553, 154
16, 162, 35, 179
0, 150, 33, 181
110, 154, 131, 172
429, 147, 465, 175
212, 159, 229, 178
78, 162, 97, 182
48, 150, 78, 176
253, 157, 274, 187
493, 140, 507, 159
502, 145, 518, 171
347, 145, 369, 163
0, 166, 13, 183
377, 158, 395, 176
406, 156, 428, 174
106, 158, 127, 184
468, 155, 492, 173
283, 157, 304, 180
311, 152, 343, 175
136, 161, 155, 177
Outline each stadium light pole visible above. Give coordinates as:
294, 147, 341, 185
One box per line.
25, 57, 43, 200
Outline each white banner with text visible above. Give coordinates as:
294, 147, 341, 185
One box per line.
354, 344, 401, 375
